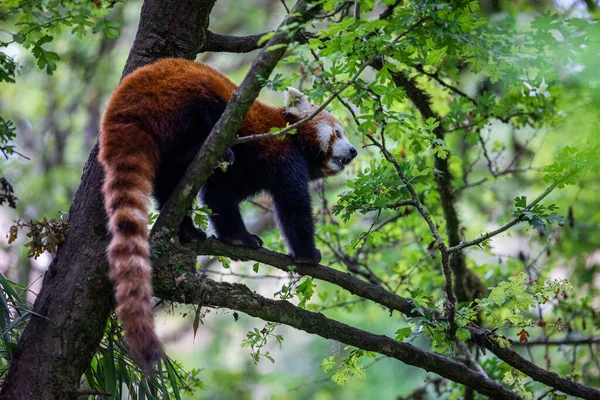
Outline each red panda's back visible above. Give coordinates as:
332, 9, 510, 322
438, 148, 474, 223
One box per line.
103, 59, 286, 140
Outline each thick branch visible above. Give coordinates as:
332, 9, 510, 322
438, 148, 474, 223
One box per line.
155, 276, 521, 400
188, 237, 416, 316
470, 330, 600, 400
151, 0, 321, 240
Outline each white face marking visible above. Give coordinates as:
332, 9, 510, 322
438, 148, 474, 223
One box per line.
317, 123, 331, 152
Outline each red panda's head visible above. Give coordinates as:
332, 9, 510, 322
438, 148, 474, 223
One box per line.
283, 87, 357, 176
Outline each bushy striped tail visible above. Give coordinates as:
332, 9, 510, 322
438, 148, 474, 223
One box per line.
99, 122, 164, 373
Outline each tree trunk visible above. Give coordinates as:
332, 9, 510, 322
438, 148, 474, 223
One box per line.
0, 1, 215, 398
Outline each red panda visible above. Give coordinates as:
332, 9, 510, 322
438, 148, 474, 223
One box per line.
99, 58, 357, 371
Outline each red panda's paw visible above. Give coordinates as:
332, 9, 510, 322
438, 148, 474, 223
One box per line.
224, 148, 235, 164
179, 216, 207, 243
292, 248, 322, 265
221, 232, 263, 248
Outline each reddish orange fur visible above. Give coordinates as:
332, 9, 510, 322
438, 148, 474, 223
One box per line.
99, 59, 305, 371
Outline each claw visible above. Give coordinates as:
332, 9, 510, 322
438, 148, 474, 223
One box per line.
179, 216, 207, 243
221, 231, 263, 248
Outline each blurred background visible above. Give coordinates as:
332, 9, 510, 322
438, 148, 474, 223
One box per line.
1, 0, 599, 399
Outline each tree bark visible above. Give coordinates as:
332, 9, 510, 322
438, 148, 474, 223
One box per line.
0, 1, 215, 399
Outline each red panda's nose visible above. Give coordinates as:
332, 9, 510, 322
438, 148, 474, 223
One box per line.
341, 147, 358, 165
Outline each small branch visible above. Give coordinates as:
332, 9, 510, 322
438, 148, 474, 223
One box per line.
371, 59, 486, 302
397, 378, 444, 400
470, 328, 600, 399
318, 234, 386, 287
479, 132, 497, 176
365, 132, 457, 332
456, 340, 488, 377
446, 178, 568, 254
536, 389, 556, 400
386, 199, 416, 209
414, 64, 478, 104
457, 167, 540, 192
201, 30, 270, 53
204, 269, 288, 280
353, 0, 360, 20
200, 30, 317, 54
379, 0, 402, 20
313, 1, 352, 19
365, 134, 446, 251
446, 112, 535, 134
513, 336, 600, 346
73, 389, 112, 397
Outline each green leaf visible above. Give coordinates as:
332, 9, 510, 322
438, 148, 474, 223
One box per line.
320, 356, 336, 373
514, 196, 527, 209
456, 328, 472, 341
165, 360, 182, 400
296, 277, 315, 308
257, 31, 275, 46
265, 43, 287, 52
394, 327, 412, 342
101, 352, 117, 395
93, 20, 121, 39
31, 36, 60, 75
192, 306, 201, 341
426, 46, 447, 66
218, 256, 231, 269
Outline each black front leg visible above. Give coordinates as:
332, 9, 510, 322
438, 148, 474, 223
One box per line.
271, 167, 321, 264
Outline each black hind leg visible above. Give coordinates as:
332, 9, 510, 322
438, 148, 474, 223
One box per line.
200, 179, 262, 248
153, 175, 207, 243
178, 215, 207, 242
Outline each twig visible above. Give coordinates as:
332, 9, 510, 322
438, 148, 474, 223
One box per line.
446, 176, 573, 254
414, 64, 478, 104
513, 336, 600, 346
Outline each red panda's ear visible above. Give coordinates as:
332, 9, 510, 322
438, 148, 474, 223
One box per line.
283, 87, 312, 117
